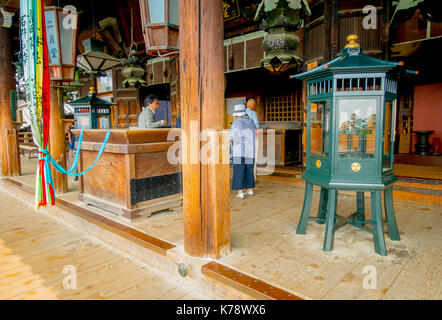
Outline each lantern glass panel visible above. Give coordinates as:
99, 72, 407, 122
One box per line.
149, 1, 165, 23
169, 0, 179, 25
309, 102, 329, 156
99, 117, 110, 129
76, 115, 91, 129
57, 10, 74, 65
337, 98, 377, 158
45, 10, 60, 65
383, 100, 394, 172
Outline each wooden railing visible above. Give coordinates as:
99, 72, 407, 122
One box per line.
18, 132, 38, 159
18, 131, 70, 159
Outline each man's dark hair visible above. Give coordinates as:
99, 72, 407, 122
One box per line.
245, 96, 256, 103
145, 94, 159, 106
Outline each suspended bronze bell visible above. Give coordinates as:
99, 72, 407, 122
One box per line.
254, 0, 311, 73
121, 50, 148, 88
261, 27, 301, 73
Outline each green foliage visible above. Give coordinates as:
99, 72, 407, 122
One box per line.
10, 90, 17, 122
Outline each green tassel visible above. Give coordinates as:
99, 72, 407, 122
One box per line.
10, 90, 17, 122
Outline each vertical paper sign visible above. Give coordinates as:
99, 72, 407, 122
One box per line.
45, 10, 60, 65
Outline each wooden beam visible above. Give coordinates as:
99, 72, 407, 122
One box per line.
330, 0, 339, 57
0, 27, 20, 176
179, 0, 231, 259
381, 0, 390, 60
0, 0, 20, 12
324, 0, 332, 61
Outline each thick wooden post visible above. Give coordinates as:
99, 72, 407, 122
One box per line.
179, 0, 231, 258
381, 0, 391, 60
49, 85, 68, 193
0, 26, 21, 176
324, 0, 331, 61
330, 0, 339, 58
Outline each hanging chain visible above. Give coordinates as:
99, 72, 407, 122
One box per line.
129, 0, 137, 54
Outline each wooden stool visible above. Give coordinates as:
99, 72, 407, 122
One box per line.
296, 183, 400, 256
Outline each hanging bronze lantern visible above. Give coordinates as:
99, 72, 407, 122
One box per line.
254, 0, 311, 73
121, 50, 148, 88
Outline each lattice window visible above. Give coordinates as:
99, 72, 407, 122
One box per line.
335, 77, 383, 92
265, 92, 302, 122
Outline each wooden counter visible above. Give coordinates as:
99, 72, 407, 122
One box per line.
73, 129, 182, 220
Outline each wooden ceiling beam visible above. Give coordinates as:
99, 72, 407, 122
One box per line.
0, 0, 20, 12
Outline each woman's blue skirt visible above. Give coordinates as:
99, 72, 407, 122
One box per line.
232, 157, 255, 190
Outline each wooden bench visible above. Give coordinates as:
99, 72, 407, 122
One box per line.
19, 131, 71, 159
18, 132, 38, 159
19, 145, 39, 159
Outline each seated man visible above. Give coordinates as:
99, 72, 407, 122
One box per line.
138, 94, 166, 128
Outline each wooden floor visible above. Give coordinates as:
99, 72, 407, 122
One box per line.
0, 183, 207, 300
10, 157, 442, 299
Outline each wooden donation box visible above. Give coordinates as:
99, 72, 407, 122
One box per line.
73, 129, 181, 219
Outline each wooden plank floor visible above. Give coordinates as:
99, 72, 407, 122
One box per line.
0, 183, 207, 300
100, 177, 441, 300
12, 157, 442, 300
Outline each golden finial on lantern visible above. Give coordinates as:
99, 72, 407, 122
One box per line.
345, 34, 360, 48
89, 87, 97, 94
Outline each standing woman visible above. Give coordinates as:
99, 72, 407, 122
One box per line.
245, 97, 259, 180
67, 121, 76, 158
230, 104, 257, 199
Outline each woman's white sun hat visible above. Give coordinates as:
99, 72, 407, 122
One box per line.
232, 104, 247, 117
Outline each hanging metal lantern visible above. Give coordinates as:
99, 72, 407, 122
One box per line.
139, 0, 179, 56
254, 0, 311, 73
44, 6, 79, 81
77, 38, 121, 77
121, 49, 148, 88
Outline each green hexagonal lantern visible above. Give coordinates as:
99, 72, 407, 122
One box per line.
69, 87, 115, 129
291, 35, 417, 256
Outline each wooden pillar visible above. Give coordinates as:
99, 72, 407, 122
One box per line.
324, 0, 332, 61
255, 96, 265, 122
0, 26, 21, 176
179, 0, 231, 258
49, 85, 68, 193
381, 0, 391, 60
330, 0, 339, 58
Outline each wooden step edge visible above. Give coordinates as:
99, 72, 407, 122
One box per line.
1, 177, 176, 256
395, 182, 442, 192
393, 185, 442, 196
395, 181, 442, 191
392, 189, 442, 207
201, 261, 305, 300
397, 176, 442, 184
